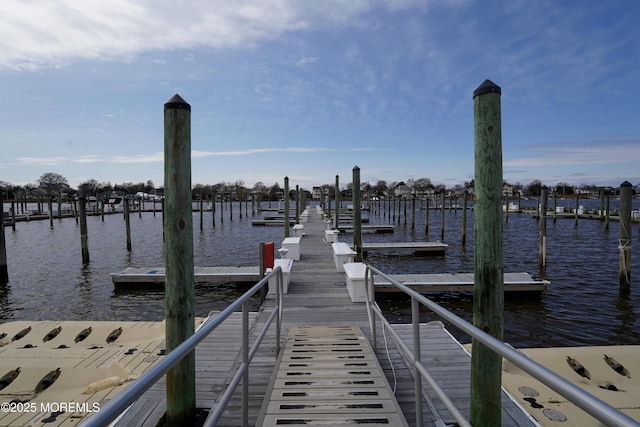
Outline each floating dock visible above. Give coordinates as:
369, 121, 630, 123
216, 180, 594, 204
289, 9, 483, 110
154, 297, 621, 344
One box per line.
375, 272, 549, 293
110, 266, 261, 285
337, 224, 395, 233
107, 206, 537, 426
499, 345, 640, 425
0, 319, 198, 426
362, 241, 448, 256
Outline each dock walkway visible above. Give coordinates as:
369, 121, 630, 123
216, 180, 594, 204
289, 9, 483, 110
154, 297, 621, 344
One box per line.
117, 207, 535, 426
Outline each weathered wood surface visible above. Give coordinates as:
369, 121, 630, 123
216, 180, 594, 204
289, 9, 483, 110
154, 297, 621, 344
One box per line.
111, 266, 261, 284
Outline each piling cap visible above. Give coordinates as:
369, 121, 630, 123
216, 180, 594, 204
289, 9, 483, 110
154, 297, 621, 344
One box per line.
621, 181, 632, 187
473, 79, 501, 98
164, 94, 191, 111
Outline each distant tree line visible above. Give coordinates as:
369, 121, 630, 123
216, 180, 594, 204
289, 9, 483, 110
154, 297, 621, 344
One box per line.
0, 172, 637, 202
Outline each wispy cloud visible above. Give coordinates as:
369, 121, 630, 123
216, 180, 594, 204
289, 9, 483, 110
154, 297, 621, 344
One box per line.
15, 147, 386, 166
0, 0, 443, 71
505, 139, 640, 167
296, 57, 318, 66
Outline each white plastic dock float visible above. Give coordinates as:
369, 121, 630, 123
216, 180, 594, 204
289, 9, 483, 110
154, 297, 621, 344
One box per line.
281, 237, 302, 260
324, 229, 339, 243
331, 242, 356, 272
343, 262, 368, 302
292, 224, 304, 237
267, 258, 293, 296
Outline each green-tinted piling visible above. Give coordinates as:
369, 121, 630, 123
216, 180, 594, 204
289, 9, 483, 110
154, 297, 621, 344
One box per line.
471, 79, 504, 427
163, 94, 195, 427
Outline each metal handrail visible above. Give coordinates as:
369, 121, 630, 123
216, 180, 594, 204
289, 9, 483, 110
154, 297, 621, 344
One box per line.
79, 267, 283, 427
363, 264, 640, 427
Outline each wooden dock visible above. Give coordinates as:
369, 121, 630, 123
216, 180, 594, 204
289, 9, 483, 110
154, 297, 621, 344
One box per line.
110, 207, 536, 427
375, 272, 549, 293
110, 266, 261, 285
338, 224, 395, 233
362, 241, 448, 256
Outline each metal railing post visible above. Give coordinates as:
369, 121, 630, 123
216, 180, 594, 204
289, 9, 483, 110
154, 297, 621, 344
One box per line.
242, 300, 249, 427
412, 296, 423, 426
360, 263, 640, 427
365, 267, 377, 349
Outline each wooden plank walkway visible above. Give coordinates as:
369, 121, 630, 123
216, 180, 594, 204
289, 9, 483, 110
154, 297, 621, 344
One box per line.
256, 325, 409, 426
110, 266, 261, 285
114, 206, 536, 426
375, 272, 549, 293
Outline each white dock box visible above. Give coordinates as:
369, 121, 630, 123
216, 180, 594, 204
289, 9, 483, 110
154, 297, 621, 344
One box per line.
324, 229, 339, 243
267, 258, 293, 296
293, 224, 305, 237
331, 242, 356, 272
343, 262, 368, 303
282, 237, 302, 260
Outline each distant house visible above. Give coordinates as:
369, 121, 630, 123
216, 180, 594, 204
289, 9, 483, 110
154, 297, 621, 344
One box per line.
394, 182, 411, 197
503, 183, 513, 197
312, 186, 323, 199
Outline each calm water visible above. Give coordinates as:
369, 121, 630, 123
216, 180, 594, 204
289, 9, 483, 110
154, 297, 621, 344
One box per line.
1, 199, 639, 349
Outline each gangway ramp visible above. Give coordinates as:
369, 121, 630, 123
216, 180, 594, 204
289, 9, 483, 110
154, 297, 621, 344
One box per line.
257, 325, 409, 426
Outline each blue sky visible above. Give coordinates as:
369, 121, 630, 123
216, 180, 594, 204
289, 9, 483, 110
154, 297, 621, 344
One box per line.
1, 0, 639, 191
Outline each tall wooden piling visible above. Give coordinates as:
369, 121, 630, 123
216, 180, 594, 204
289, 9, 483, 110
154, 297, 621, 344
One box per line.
539, 186, 548, 267
425, 197, 429, 235
619, 181, 632, 292
352, 166, 363, 262
284, 177, 290, 238
124, 198, 132, 252
471, 79, 504, 427
504, 194, 509, 223
411, 194, 416, 229
0, 189, 8, 284
163, 94, 195, 426
48, 197, 54, 228
462, 191, 468, 246
79, 196, 90, 264
199, 194, 204, 230
605, 195, 610, 230
440, 192, 445, 240
295, 185, 300, 223
334, 175, 340, 230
